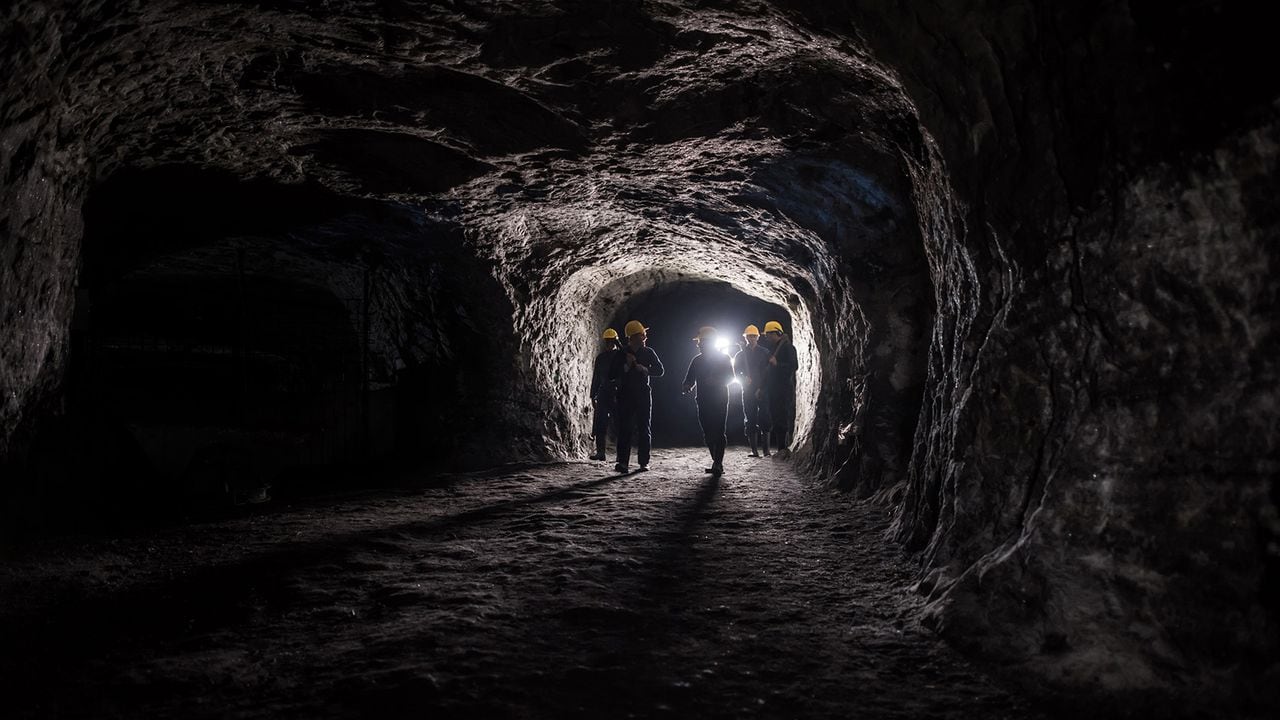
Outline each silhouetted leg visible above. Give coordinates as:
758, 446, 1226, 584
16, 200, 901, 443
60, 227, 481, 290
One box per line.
636, 396, 652, 468
759, 397, 772, 456
778, 391, 795, 451
768, 391, 788, 450
698, 403, 716, 468
700, 402, 727, 472
592, 402, 611, 459
615, 403, 633, 468
713, 402, 727, 470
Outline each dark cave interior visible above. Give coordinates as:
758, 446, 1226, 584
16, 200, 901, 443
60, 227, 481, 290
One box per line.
1, 1, 1278, 717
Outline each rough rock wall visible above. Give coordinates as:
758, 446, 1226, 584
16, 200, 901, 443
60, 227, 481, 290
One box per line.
0, 3, 91, 511
918, 122, 1278, 696
0, 1, 932, 493
2, 0, 1274, 705
816, 0, 1280, 700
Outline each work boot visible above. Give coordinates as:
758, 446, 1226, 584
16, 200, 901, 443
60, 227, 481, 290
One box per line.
711, 462, 723, 476
614, 463, 629, 474
748, 431, 759, 457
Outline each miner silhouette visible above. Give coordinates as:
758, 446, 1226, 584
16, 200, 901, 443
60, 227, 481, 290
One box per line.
682, 326, 735, 476
588, 328, 621, 461
610, 321, 664, 473
734, 324, 773, 457
760, 321, 798, 456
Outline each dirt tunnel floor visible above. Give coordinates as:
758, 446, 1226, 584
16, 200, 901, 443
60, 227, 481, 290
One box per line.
0, 447, 1046, 719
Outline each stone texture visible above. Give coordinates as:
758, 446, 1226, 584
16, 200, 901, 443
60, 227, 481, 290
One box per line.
0, 449, 1046, 719
1, 0, 1277, 710
913, 122, 1280, 695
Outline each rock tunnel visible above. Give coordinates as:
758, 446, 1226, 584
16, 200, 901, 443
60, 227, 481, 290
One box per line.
1, 1, 1277, 717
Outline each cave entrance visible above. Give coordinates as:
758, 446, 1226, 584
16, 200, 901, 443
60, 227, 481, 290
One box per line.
605, 280, 792, 448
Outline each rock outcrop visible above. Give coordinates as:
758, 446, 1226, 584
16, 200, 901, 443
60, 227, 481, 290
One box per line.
2, 0, 1275, 708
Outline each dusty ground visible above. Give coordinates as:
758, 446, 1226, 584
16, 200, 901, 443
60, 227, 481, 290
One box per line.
0, 447, 1044, 719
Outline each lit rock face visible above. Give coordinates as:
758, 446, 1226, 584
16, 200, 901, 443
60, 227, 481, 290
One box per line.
1, 0, 1276, 706
1, 0, 931, 484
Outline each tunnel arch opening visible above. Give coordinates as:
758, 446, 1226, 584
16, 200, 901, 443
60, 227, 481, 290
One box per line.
549, 260, 836, 462
478, 175, 925, 483
603, 278, 793, 448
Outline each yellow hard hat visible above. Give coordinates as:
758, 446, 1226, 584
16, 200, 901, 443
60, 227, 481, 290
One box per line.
693, 325, 717, 341
624, 320, 648, 338
743, 324, 760, 337
764, 320, 784, 334
601, 328, 619, 340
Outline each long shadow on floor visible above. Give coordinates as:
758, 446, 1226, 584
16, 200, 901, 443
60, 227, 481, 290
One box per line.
523, 473, 725, 718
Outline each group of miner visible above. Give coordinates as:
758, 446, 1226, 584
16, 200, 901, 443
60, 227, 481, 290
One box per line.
588, 321, 798, 476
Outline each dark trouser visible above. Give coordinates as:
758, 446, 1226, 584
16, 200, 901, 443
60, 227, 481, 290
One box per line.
591, 398, 615, 456
768, 388, 795, 449
698, 398, 728, 468
743, 388, 772, 452
615, 395, 652, 468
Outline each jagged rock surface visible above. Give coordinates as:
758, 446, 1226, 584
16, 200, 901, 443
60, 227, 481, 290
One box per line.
2, 0, 1276, 707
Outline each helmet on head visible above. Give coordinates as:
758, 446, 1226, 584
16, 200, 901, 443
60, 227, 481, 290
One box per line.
624, 320, 648, 338
693, 326, 717, 341
743, 324, 760, 337
601, 328, 619, 340
764, 320, 784, 334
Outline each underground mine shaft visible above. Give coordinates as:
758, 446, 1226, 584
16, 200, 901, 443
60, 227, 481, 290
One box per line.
1, 1, 1277, 718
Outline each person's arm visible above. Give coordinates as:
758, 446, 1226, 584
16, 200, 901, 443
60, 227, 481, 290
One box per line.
779, 340, 798, 373
609, 350, 624, 383
682, 356, 697, 394
752, 350, 765, 387
589, 355, 602, 401
721, 355, 737, 386
645, 348, 665, 378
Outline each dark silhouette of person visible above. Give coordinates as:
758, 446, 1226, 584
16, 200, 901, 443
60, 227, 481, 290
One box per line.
760, 320, 798, 456
588, 328, 621, 461
734, 324, 773, 457
610, 320, 664, 473
682, 326, 735, 476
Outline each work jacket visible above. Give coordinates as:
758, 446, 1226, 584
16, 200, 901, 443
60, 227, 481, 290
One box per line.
734, 344, 772, 394
590, 348, 620, 404
759, 336, 798, 393
684, 351, 735, 408
609, 344, 665, 404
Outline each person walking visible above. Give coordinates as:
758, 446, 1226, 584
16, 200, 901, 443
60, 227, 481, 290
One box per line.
588, 328, 621, 461
682, 326, 735, 476
610, 320, 664, 473
760, 320, 798, 456
734, 324, 774, 457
